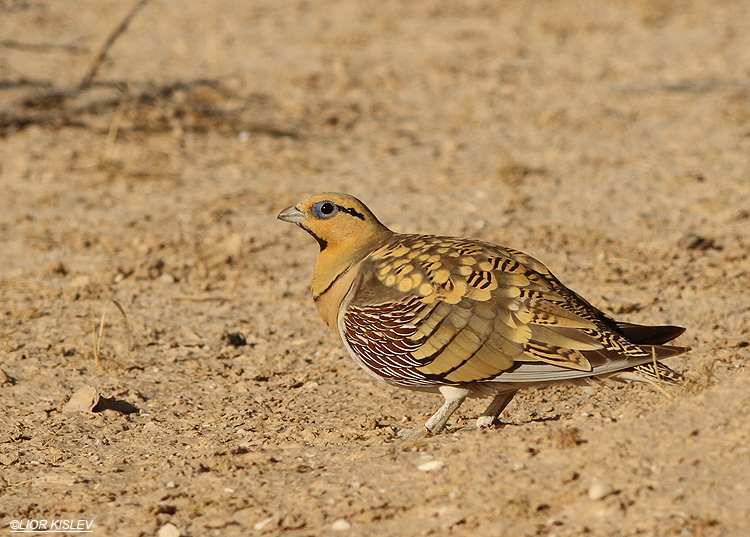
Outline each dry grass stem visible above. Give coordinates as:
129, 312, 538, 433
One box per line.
651, 346, 673, 399
92, 307, 107, 370
91, 298, 135, 370
102, 99, 126, 162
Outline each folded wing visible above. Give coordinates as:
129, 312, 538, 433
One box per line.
341, 235, 687, 389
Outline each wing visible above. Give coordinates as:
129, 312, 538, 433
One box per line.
340, 234, 683, 389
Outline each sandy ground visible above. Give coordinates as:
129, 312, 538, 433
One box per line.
1, 1, 749, 536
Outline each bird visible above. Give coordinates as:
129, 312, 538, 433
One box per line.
278, 193, 688, 435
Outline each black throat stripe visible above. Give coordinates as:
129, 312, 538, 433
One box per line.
300, 223, 328, 251
336, 205, 365, 220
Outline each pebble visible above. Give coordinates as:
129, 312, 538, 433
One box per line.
253, 516, 274, 531
62, 385, 100, 413
418, 460, 444, 472
157, 523, 180, 537
331, 519, 351, 531
588, 482, 616, 500
0, 368, 12, 387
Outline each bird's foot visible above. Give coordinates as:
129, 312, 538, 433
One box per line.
396, 426, 431, 441
475, 415, 497, 429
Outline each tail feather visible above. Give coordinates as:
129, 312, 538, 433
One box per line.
616, 322, 686, 345
608, 344, 688, 389
639, 343, 690, 360
630, 361, 684, 385
580, 360, 684, 392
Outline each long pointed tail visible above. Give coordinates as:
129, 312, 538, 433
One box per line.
616, 322, 686, 345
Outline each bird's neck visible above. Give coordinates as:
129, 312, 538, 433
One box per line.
311, 228, 392, 300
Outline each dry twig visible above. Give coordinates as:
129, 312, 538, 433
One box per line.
78, 0, 152, 90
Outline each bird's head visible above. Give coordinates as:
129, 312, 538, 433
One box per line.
277, 193, 391, 253
278, 193, 393, 299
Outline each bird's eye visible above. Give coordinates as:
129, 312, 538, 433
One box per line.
313, 201, 338, 219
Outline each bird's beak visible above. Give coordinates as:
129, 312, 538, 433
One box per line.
277, 205, 305, 224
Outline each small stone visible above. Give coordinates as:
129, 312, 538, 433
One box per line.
678, 234, 720, 251
157, 523, 180, 537
331, 519, 351, 531
253, 516, 275, 531
224, 331, 247, 347
0, 369, 13, 387
588, 482, 616, 500
63, 386, 101, 413
418, 460, 444, 472
0, 451, 19, 465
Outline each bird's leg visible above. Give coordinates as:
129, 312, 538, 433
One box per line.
475, 391, 517, 428
424, 386, 470, 434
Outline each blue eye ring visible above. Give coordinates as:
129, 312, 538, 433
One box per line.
312, 201, 338, 219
